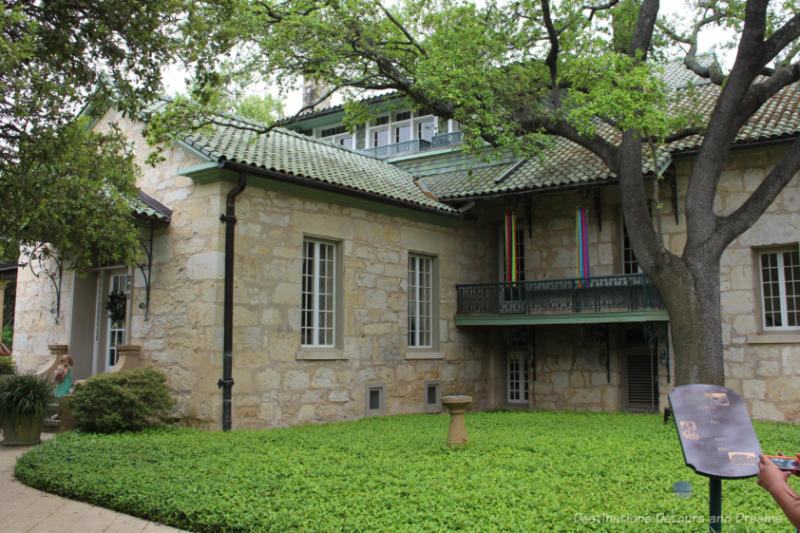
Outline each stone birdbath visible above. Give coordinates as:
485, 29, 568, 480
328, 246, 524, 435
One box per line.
441, 395, 472, 447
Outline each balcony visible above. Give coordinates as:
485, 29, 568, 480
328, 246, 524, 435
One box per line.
430, 131, 464, 149
455, 274, 668, 326
359, 139, 431, 158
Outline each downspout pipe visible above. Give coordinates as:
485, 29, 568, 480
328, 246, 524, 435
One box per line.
218, 172, 247, 431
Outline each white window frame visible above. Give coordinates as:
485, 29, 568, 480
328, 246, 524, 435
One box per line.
507, 353, 530, 404
759, 247, 800, 331
414, 117, 436, 142
301, 238, 339, 347
365, 109, 437, 148
393, 121, 411, 144
408, 253, 437, 349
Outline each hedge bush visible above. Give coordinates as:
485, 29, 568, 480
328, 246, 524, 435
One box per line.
70, 367, 175, 433
0, 355, 14, 375
14, 411, 800, 532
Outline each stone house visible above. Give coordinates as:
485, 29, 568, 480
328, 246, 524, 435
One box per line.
10, 65, 800, 429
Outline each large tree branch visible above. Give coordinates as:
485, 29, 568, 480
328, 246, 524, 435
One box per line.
376, 2, 427, 58
741, 61, 800, 118
582, 0, 620, 22
627, 0, 659, 59
762, 11, 800, 66
711, 135, 800, 254
540, 0, 560, 99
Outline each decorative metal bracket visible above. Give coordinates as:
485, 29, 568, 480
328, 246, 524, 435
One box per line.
667, 169, 679, 225
526, 197, 533, 238
582, 325, 610, 383
135, 223, 155, 320
594, 189, 602, 233
25, 244, 63, 323
644, 322, 671, 383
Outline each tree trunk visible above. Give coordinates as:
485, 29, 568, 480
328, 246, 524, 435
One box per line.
649, 258, 725, 386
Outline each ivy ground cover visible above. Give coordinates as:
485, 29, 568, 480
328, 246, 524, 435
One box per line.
15, 411, 800, 532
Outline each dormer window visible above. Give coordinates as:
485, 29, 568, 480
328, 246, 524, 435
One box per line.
320, 125, 347, 137
394, 124, 411, 143
365, 109, 437, 150
318, 124, 354, 150
372, 128, 388, 147
416, 118, 435, 142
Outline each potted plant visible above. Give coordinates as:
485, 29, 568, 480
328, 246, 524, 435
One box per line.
0, 373, 54, 445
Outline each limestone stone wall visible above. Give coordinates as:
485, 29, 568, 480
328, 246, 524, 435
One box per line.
659, 144, 800, 421
12, 108, 228, 424
13, 265, 76, 371
226, 185, 493, 428
13, 110, 799, 426
528, 325, 624, 412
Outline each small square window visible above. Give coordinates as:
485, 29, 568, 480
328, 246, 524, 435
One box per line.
366, 384, 385, 416
424, 380, 441, 413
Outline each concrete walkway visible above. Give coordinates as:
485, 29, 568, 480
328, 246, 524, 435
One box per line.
0, 436, 188, 533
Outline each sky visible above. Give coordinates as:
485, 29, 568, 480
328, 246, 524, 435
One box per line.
162, 1, 738, 118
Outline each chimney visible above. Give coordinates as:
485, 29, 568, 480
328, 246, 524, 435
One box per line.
302, 77, 333, 111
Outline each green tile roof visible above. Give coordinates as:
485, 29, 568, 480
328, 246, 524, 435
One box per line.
181, 115, 457, 213
174, 63, 798, 207
422, 134, 671, 200
131, 191, 172, 223
423, 79, 799, 200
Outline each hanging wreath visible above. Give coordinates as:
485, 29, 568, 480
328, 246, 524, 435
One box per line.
106, 291, 127, 322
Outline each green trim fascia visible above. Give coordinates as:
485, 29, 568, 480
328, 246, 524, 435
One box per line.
184, 163, 464, 228
454, 310, 670, 326
178, 162, 236, 183
287, 113, 347, 132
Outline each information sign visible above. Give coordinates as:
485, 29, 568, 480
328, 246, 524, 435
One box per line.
669, 384, 761, 479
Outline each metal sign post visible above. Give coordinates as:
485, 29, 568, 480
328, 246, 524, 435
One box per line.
669, 384, 761, 532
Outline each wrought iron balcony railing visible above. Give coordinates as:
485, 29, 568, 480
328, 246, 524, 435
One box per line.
456, 273, 664, 315
359, 139, 432, 158
430, 131, 464, 149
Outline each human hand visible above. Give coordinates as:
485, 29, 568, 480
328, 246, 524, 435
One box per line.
758, 454, 792, 493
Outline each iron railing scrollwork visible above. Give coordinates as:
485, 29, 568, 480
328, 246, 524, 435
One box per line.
456, 273, 664, 316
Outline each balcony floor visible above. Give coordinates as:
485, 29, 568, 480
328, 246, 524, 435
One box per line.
454, 309, 669, 326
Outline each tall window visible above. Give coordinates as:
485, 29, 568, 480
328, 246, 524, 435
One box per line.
302, 239, 337, 346
106, 272, 130, 370
759, 249, 800, 330
408, 254, 434, 348
622, 224, 641, 274
507, 355, 529, 403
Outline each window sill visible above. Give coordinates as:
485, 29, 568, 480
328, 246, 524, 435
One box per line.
746, 332, 800, 345
405, 350, 445, 360
296, 349, 348, 361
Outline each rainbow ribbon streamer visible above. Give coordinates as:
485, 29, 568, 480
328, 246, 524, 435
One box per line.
576, 207, 590, 283
504, 211, 518, 282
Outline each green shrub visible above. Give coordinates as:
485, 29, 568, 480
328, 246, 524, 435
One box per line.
0, 355, 15, 376
0, 373, 53, 419
71, 367, 175, 433
1, 324, 12, 348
